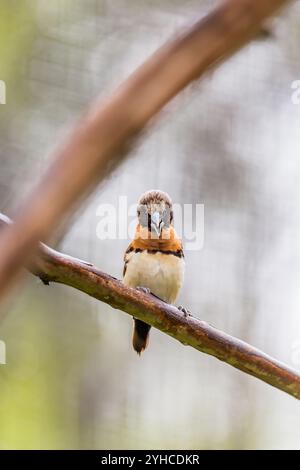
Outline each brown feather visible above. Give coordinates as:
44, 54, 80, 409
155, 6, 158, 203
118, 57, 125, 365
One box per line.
133, 225, 183, 252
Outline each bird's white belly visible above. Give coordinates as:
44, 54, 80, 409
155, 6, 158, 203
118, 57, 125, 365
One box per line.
123, 251, 184, 304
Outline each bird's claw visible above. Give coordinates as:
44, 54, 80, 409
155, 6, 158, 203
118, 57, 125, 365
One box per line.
178, 305, 191, 317
136, 286, 151, 295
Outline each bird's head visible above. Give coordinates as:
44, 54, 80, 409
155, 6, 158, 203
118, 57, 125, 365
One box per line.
137, 190, 173, 240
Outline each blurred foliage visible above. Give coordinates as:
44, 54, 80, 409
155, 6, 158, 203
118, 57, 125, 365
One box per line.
0, 0, 36, 105
0, 284, 102, 449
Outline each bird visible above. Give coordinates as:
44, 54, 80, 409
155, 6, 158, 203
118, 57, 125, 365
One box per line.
123, 190, 185, 354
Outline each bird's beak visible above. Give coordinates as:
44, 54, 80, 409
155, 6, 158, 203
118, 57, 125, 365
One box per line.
151, 211, 163, 237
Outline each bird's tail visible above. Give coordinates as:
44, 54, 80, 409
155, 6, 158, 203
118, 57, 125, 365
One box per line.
132, 319, 151, 354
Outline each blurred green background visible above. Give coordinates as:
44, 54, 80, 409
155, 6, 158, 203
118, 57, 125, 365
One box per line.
1, 0, 300, 449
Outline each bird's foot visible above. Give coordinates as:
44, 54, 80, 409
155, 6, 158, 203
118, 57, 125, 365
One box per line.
136, 286, 151, 295
178, 305, 191, 317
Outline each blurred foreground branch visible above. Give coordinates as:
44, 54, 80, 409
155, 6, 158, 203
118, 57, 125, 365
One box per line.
1, 214, 299, 400
0, 0, 291, 297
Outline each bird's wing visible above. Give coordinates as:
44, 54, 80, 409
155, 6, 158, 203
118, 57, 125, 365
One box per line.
123, 242, 134, 278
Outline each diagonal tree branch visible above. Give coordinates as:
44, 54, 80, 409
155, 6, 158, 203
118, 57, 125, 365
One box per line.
1, 213, 299, 400
0, 0, 291, 297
